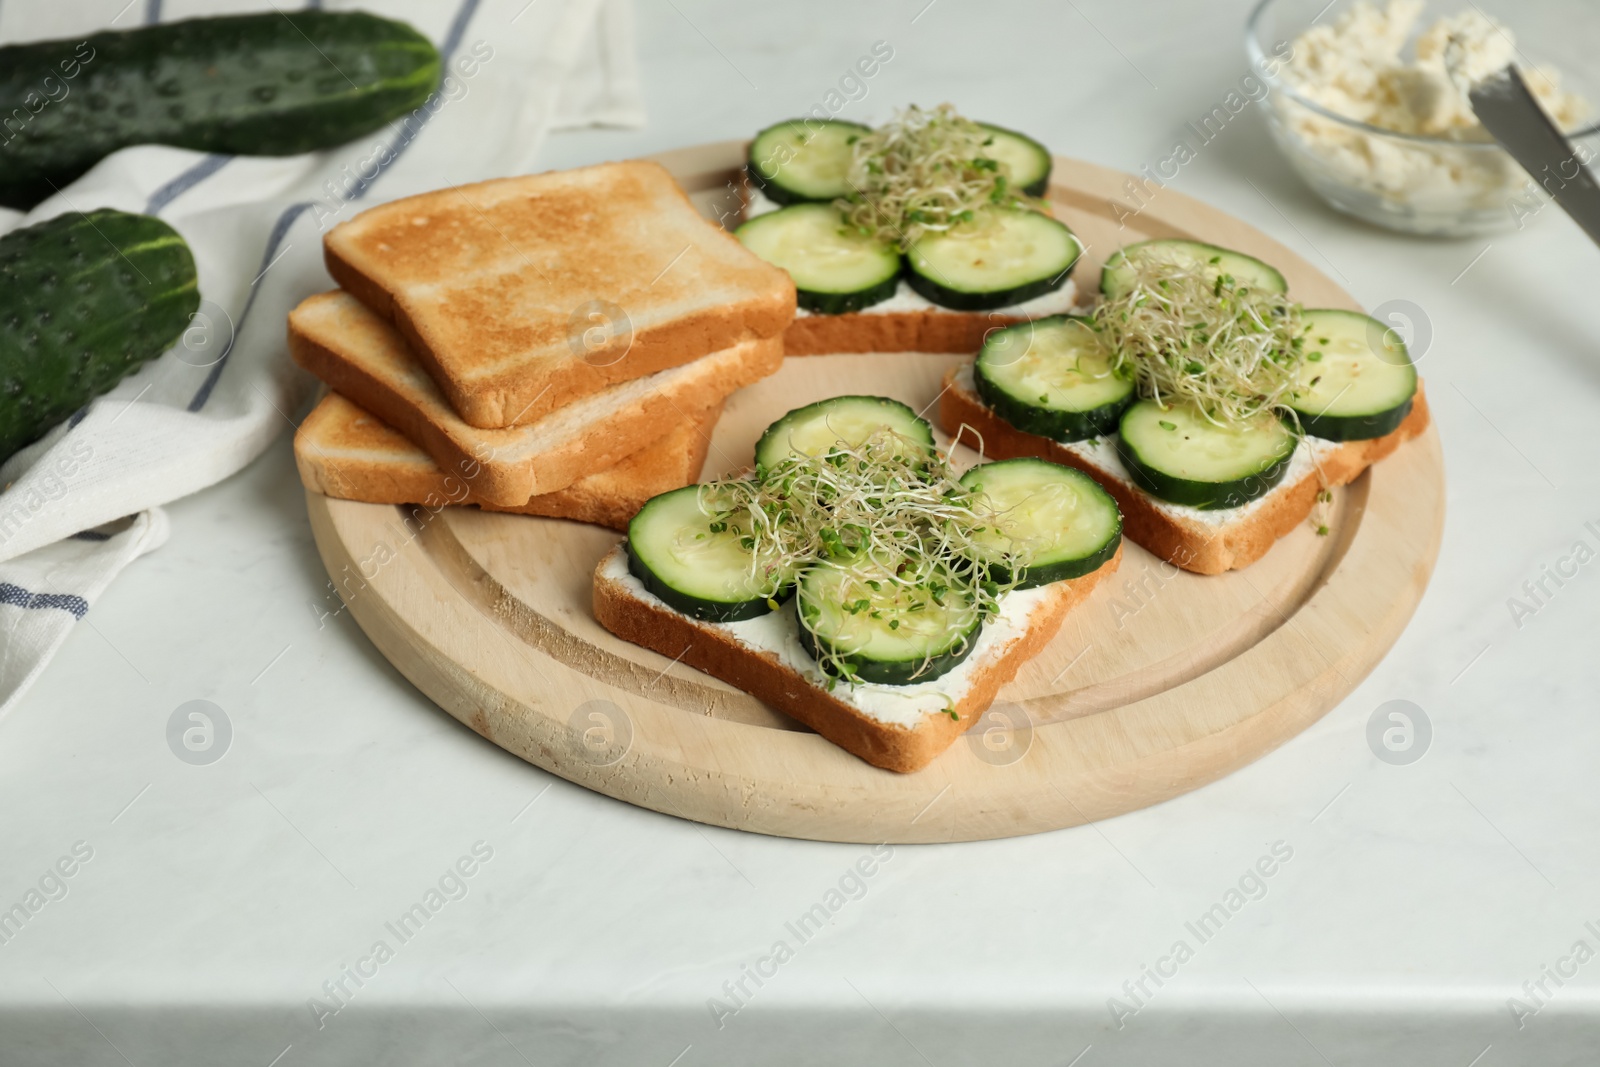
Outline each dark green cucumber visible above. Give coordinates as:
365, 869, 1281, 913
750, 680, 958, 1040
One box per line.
626, 484, 797, 622
1099, 238, 1287, 300
0, 210, 198, 461
978, 123, 1051, 197
974, 316, 1134, 442
755, 395, 934, 471
0, 12, 441, 210
1287, 309, 1417, 441
961, 458, 1121, 588
797, 558, 982, 685
1115, 400, 1296, 510
905, 207, 1081, 311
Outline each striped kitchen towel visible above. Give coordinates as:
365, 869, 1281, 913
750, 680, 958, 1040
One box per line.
0, 0, 645, 715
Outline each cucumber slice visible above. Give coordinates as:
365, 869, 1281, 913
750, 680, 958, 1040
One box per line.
747, 119, 869, 206
905, 208, 1082, 311
626, 485, 796, 622
1287, 309, 1417, 441
755, 396, 935, 471
736, 204, 900, 314
961, 458, 1121, 588
1116, 400, 1297, 510
978, 123, 1052, 197
797, 558, 982, 685
975, 316, 1135, 442
1100, 239, 1287, 300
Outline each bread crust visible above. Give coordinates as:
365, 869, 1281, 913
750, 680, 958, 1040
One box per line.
941, 369, 1431, 575
592, 544, 1121, 773
782, 310, 1027, 355
323, 161, 796, 428
288, 291, 782, 506
295, 394, 719, 532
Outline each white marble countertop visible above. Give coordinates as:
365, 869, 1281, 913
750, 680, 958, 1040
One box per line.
5, 1, 1600, 1064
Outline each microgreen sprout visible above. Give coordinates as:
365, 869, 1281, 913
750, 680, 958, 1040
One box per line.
1093, 251, 1311, 428
696, 427, 1034, 684
1088, 249, 1347, 532
835, 103, 1026, 250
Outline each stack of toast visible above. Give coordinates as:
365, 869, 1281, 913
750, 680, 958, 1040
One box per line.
289, 160, 796, 530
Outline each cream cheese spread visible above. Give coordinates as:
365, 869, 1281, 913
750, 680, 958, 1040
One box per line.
600, 546, 1057, 729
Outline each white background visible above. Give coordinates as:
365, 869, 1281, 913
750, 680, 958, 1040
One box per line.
3, 1, 1597, 1064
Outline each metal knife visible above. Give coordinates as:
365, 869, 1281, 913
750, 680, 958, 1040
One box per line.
1470, 65, 1600, 246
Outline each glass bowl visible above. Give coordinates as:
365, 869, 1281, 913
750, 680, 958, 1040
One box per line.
1245, 0, 1600, 236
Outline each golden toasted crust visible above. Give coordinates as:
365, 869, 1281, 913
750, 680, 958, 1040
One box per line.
592, 545, 1121, 773
323, 160, 796, 428
781, 310, 1030, 355
294, 393, 719, 532
941, 370, 1432, 575
288, 290, 782, 506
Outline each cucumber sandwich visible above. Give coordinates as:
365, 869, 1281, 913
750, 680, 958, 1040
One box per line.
736, 105, 1082, 355
941, 238, 1429, 574
595, 394, 1122, 773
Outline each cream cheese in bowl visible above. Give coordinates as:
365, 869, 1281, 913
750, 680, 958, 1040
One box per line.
1247, 0, 1599, 235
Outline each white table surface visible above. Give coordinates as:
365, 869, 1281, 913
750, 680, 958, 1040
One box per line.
4, 1, 1599, 1064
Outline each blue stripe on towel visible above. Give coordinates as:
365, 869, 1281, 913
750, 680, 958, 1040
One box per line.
185, 199, 314, 412
0, 583, 88, 619
146, 154, 232, 215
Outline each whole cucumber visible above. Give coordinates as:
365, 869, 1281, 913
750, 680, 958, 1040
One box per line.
0, 11, 442, 209
0, 210, 199, 460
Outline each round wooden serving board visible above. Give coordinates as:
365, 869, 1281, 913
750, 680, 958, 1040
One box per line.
305, 142, 1445, 843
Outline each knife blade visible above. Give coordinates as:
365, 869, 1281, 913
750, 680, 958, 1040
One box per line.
1469, 65, 1600, 247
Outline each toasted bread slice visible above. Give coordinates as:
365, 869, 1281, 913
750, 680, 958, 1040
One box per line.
593, 543, 1121, 773
288, 290, 782, 506
295, 393, 718, 532
323, 161, 796, 428
940, 364, 1432, 575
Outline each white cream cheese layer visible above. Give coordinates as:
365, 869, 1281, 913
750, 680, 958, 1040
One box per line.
601, 547, 1056, 729
954, 365, 1338, 530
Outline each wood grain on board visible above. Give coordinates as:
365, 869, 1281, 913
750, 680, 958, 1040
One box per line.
304, 144, 1445, 842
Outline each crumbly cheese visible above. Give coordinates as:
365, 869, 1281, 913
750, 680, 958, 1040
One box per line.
600, 546, 1057, 729
1284, 1, 1588, 137
744, 189, 1083, 319
952, 364, 1337, 530
1276, 1, 1590, 226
